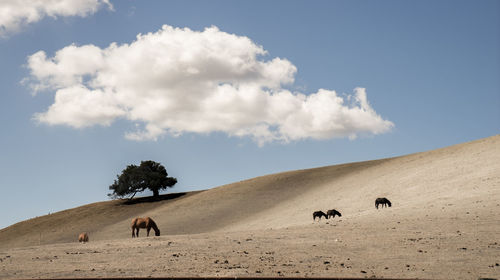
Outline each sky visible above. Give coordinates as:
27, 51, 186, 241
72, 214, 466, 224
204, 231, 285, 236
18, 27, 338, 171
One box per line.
0, 0, 498, 229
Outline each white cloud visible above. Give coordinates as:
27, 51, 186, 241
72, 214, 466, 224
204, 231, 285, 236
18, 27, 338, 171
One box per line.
33, 85, 125, 128
0, 0, 112, 36
25, 25, 394, 145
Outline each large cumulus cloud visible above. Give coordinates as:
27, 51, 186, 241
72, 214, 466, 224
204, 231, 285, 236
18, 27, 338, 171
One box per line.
25, 25, 394, 145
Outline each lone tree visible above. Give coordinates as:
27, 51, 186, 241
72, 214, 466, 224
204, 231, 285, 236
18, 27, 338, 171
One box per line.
108, 160, 177, 199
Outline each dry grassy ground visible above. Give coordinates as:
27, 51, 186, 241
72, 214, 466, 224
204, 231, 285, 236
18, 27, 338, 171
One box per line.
1, 135, 499, 279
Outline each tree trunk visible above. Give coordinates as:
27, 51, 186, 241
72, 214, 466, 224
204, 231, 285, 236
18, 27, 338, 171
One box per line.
128, 191, 138, 201
153, 189, 159, 198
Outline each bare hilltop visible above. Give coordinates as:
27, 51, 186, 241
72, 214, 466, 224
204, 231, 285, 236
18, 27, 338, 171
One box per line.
1, 135, 499, 279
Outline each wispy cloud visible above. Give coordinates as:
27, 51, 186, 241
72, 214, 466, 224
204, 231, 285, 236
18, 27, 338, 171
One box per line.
25, 25, 394, 145
0, 0, 112, 36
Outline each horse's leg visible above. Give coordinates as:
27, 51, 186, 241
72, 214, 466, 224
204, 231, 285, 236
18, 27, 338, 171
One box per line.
132, 227, 135, 238
136, 228, 140, 237
147, 227, 151, 237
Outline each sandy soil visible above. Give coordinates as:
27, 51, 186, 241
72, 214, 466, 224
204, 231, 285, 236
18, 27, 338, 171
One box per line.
2, 215, 499, 279
1, 135, 499, 279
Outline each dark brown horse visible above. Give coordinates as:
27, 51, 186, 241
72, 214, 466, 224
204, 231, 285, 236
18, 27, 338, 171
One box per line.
326, 209, 342, 219
375, 197, 392, 209
131, 217, 160, 237
313, 211, 328, 221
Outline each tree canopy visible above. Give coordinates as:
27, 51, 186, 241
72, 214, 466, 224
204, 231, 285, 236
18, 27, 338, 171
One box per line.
108, 160, 177, 199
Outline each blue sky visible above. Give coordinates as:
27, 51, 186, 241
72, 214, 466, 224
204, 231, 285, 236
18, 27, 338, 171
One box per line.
0, 0, 498, 229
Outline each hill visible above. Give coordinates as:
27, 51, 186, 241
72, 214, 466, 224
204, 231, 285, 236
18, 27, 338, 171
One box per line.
1, 135, 499, 249
0, 135, 499, 279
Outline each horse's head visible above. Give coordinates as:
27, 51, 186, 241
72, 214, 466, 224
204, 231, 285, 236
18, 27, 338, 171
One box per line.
155, 230, 160, 236
337, 212, 342, 217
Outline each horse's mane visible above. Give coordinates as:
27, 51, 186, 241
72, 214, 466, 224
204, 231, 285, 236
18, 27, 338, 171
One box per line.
149, 218, 160, 234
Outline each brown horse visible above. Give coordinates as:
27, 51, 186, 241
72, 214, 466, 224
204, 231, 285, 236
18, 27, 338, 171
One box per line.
78, 232, 89, 243
131, 217, 160, 238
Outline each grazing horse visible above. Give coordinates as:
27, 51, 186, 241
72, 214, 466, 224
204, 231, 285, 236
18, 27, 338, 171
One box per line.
131, 217, 160, 238
326, 209, 342, 219
78, 232, 89, 243
313, 211, 328, 221
375, 197, 392, 209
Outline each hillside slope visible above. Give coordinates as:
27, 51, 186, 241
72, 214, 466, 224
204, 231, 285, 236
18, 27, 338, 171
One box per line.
1, 135, 499, 249
0, 192, 201, 249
